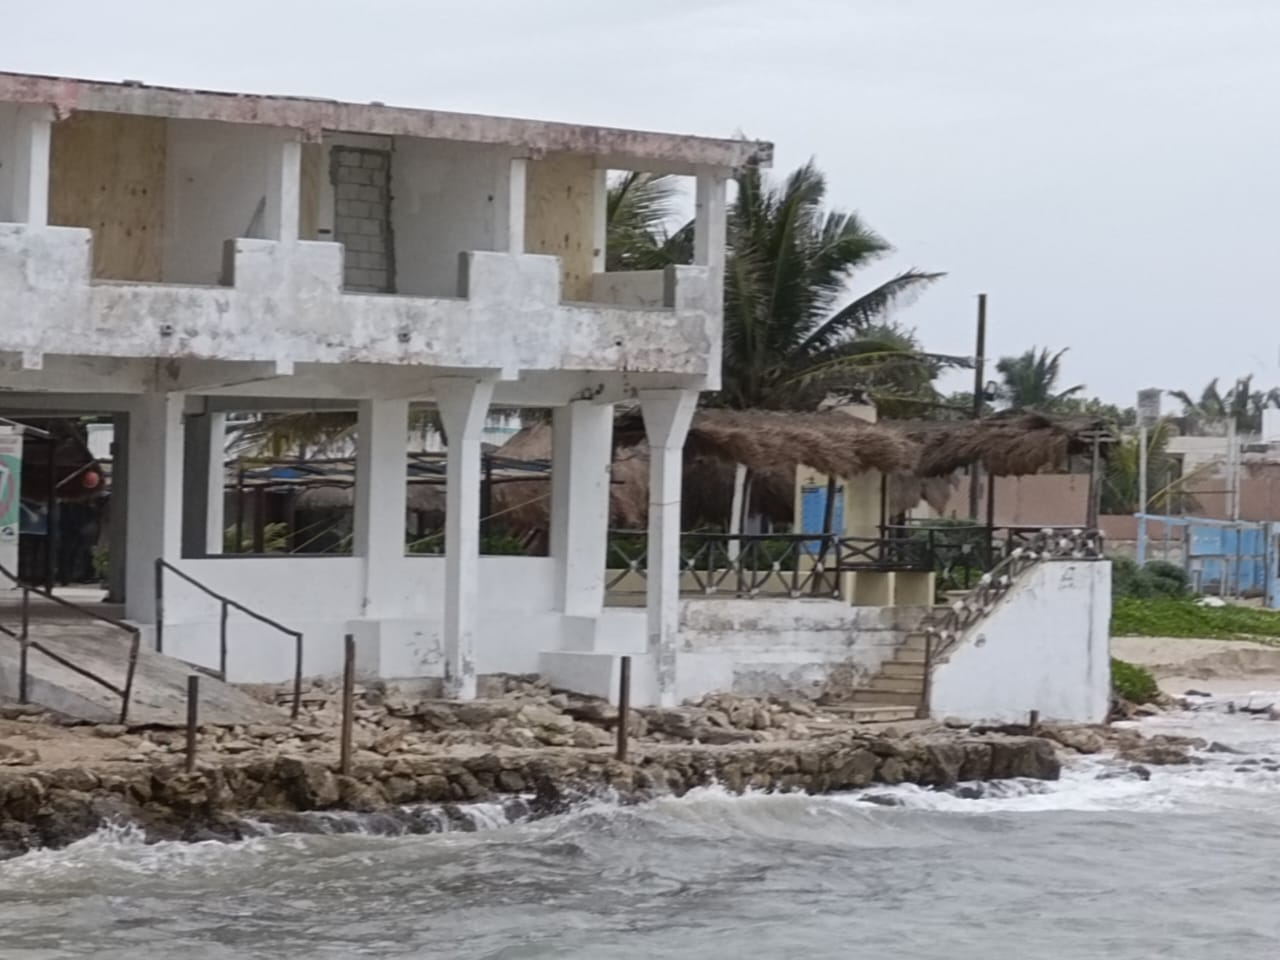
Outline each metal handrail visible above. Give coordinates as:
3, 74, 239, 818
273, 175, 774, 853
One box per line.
154, 558, 303, 718
918, 528, 1105, 717
0, 564, 141, 724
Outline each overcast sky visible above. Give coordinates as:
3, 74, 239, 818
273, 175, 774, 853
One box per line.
10, 0, 1278, 406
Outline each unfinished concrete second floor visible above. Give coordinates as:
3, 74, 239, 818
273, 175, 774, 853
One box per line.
0, 73, 770, 386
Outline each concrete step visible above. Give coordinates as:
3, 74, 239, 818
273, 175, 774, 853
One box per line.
866, 674, 925, 695
847, 687, 923, 707
880, 661, 925, 680
0, 624, 289, 727
891, 650, 927, 665
824, 704, 919, 724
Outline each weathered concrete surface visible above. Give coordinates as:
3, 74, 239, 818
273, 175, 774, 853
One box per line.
0, 71, 772, 171
0, 624, 286, 726
0, 226, 716, 377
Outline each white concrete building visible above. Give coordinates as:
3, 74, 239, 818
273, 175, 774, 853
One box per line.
0, 72, 767, 706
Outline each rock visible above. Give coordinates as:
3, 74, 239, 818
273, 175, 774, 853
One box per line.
337, 776, 385, 812
832, 748, 880, 789
0, 743, 39, 765
274, 756, 340, 809
416, 775, 452, 802
496, 770, 526, 793
563, 701, 617, 726
1048, 728, 1106, 755
383, 775, 419, 805
571, 724, 613, 749
455, 701, 519, 727
1118, 741, 1192, 766
1207, 741, 1243, 755
92, 724, 127, 738
644, 708, 700, 740
859, 793, 905, 807
695, 726, 761, 746
1184, 689, 1213, 698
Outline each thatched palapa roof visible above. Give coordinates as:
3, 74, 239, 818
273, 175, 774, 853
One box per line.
614, 408, 919, 479
888, 412, 1113, 478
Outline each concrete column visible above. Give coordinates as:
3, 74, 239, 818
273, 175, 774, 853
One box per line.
354, 399, 409, 616
124, 394, 185, 622
693, 169, 728, 272
105, 415, 129, 604
550, 401, 614, 616
591, 167, 608, 273
181, 412, 226, 557
640, 389, 697, 707
436, 377, 495, 700
506, 158, 528, 254
1, 107, 52, 225
263, 137, 302, 243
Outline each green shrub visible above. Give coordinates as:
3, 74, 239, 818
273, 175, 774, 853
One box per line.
1111, 556, 1189, 599
1111, 657, 1159, 703
1142, 560, 1189, 597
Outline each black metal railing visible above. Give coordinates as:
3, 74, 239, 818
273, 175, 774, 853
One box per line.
880, 523, 1091, 592
0, 564, 141, 724
155, 559, 303, 718
605, 531, 937, 599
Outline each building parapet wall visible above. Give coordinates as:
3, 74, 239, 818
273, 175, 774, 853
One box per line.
0, 225, 714, 376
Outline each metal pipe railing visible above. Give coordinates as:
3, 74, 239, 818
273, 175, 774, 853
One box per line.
155, 558, 303, 718
0, 564, 140, 724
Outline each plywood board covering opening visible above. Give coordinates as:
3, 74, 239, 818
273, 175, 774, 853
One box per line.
49, 111, 167, 281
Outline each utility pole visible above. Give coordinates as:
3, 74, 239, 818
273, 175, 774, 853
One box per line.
1136, 388, 1162, 566
968, 293, 987, 520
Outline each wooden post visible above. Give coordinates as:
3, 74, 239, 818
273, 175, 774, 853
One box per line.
1028, 709, 1040, 735
968, 293, 987, 520
615, 655, 631, 762
340, 633, 355, 775
185, 674, 199, 773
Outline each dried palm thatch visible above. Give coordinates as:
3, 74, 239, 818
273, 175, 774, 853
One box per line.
488, 423, 648, 531
614, 408, 919, 479
294, 481, 447, 515
890, 413, 1112, 478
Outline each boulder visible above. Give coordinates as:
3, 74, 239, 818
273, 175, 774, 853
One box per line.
274, 756, 340, 809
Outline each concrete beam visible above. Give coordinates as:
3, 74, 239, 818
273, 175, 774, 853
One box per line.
0, 73, 772, 173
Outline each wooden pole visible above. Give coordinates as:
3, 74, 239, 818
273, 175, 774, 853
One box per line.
968, 293, 987, 520
340, 633, 355, 775
185, 674, 199, 773
615, 655, 631, 763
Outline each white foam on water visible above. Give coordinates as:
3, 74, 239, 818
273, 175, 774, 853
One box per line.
0, 820, 302, 886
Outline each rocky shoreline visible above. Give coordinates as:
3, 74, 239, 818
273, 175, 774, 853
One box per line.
0, 676, 1214, 859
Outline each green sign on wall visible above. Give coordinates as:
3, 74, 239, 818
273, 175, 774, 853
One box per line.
0, 431, 23, 544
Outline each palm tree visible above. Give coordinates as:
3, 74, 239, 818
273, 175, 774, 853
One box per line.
1169, 375, 1280, 434
1101, 418, 1198, 515
605, 172, 692, 271
716, 161, 946, 411
994, 347, 1084, 412
607, 162, 948, 411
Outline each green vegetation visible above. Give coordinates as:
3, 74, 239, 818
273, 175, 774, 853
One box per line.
1111, 657, 1159, 704
1111, 556, 1189, 600
1111, 595, 1280, 643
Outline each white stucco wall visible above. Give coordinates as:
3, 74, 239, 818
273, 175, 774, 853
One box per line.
0, 226, 715, 379
163, 120, 279, 284
157, 555, 561, 683
930, 560, 1112, 725
392, 138, 515, 298
682, 598, 930, 700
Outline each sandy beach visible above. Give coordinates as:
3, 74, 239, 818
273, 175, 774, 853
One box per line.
1112, 635, 1280, 698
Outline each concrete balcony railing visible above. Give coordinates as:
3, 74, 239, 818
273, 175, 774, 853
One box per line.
0, 222, 716, 376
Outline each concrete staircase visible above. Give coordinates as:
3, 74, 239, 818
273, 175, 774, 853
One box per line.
832, 629, 929, 722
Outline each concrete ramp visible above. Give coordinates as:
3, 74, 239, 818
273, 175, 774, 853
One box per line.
0, 623, 288, 727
